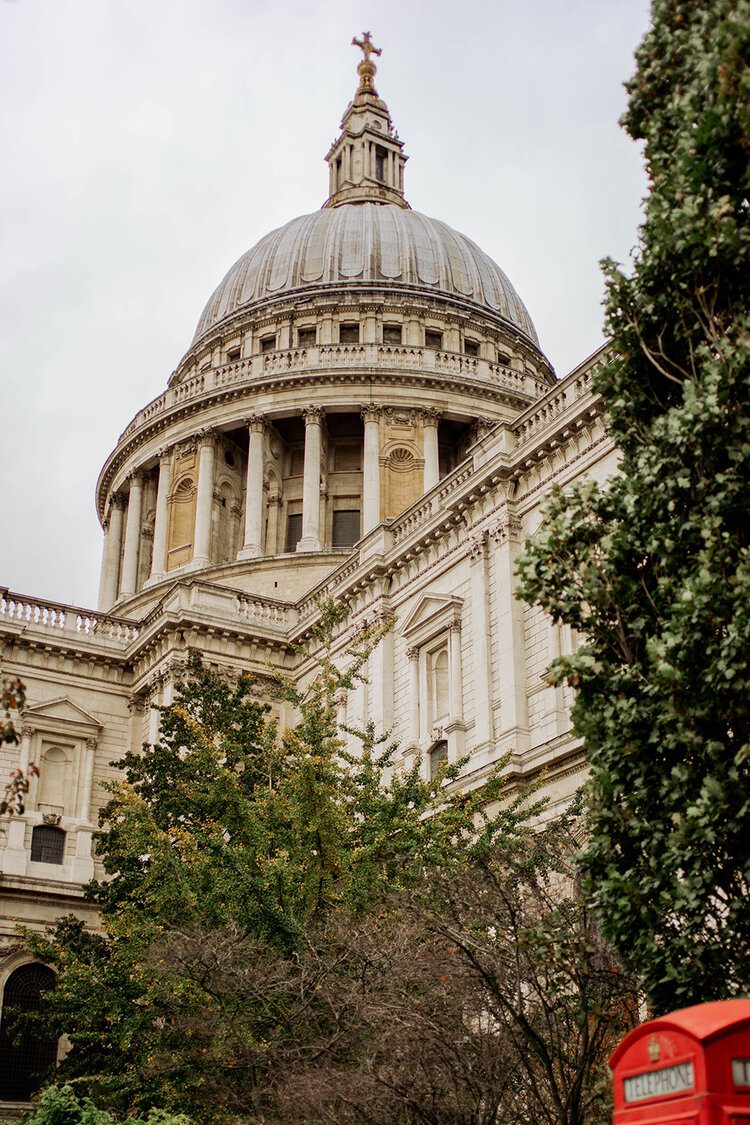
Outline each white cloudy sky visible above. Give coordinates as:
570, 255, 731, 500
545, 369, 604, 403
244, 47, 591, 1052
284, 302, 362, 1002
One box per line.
0, 0, 650, 610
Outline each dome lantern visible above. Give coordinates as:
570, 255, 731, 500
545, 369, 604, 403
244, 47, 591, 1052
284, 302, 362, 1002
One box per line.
324, 33, 409, 210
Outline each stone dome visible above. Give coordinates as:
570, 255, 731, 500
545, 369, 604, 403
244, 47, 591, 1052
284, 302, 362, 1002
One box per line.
192, 203, 539, 347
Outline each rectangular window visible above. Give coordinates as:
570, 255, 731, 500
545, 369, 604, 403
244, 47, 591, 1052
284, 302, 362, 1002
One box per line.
260, 334, 276, 353
298, 327, 316, 347
425, 330, 443, 350
464, 339, 479, 357
383, 324, 402, 345
285, 513, 303, 552
332, 509, 361, 547
375, 146, 387, 182
339, 323, 360, 344
226, 346, 241, 362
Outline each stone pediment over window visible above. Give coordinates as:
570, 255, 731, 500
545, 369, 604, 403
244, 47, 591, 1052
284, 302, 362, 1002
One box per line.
400, 594, 463, 649
22, 697, 102, 739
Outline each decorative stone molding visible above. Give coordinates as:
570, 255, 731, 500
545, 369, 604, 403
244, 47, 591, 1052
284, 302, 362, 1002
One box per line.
126, 469, 145, 486
42, 812, 62, 826
303, 405, 325, 422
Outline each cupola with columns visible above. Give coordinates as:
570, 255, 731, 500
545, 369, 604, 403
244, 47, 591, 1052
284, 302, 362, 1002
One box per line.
95, 36, 556, 617
324, 32, 408, 208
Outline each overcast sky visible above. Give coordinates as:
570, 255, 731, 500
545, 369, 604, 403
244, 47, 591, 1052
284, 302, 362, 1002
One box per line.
0, 0, 651, 610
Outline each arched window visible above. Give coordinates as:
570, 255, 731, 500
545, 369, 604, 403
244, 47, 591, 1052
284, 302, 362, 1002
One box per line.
0, 964, 57, 1101
429, 739, 449, 780
30, 825, 65, 865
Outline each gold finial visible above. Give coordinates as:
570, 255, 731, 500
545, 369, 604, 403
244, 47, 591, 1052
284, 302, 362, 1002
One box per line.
352, 31, 382, 94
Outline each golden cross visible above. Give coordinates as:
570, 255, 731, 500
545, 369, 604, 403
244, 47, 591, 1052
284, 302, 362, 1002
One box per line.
352, 31, 382, 62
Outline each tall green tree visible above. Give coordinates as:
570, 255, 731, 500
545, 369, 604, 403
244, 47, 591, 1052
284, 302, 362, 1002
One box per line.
30, 607, 535, 1121
518, 0, 750, 1013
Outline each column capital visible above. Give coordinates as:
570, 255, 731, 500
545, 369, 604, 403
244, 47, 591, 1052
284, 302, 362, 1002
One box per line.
85, 737, 98, 751
244, 414, 268, 434
418, 407, 441, 427
303, 404, 325, 424
126, 469, 145, 488
156, 442, 174, 461
468, 533, 486, 563
109, 491, 127, 511
19, 724, 33, 740
360, 402, 383, 423
406, 646, 419, 661
491, 511, 522, 545
196, 427, 218, 448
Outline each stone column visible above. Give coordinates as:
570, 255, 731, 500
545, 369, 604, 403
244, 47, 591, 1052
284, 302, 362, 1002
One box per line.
192, 431, 217, 566
448, 622, 464, 723
469, 534, 493, 750
407, 647, 420, 747
369, 621, 394, 735
266, 495, 282, 555
119, 472, 144, 598
98, 493, 126, 610
422, 409, 440, 491
77, 738, 97, 821
238, 415, 266, 560
18, 725, 31, 775
297, 406, 323, 552
148, 448, 172, 583
4, 725, 32, 874
492, 506, 529, 748
361, 404, 382, 533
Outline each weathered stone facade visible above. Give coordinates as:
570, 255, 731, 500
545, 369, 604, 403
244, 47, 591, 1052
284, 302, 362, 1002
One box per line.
0, 41, 616, 1102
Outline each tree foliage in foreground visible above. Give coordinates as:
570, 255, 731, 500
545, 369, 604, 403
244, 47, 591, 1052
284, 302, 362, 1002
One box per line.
28, 606, 542, 1121
518, 0, 750, 1013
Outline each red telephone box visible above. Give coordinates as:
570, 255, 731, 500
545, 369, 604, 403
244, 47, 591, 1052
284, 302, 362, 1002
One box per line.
610, 999, 750, 1124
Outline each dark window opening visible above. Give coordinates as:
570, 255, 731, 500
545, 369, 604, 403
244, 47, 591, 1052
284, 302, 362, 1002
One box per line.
425, 330, 443, 350
0, 964, 58, 1101
339, 323, 360, 344
332, 509, 361, 548
226, 346, 241, 362
285, 514, 303, 552
224, 449, 236, 469
464, 339, 479, 357
497, 352, 511, 366
30, 825, 65, 865
375, 146, 387, 182
429, 740, 449, 780
333, 442, 362, 472
260, 335, 276, 353
383, 324, 402, 345
298, 328, 316, 347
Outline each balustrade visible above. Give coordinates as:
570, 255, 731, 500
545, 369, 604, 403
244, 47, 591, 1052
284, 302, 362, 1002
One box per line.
0, 591, 139, 645
116, 345, 544, 445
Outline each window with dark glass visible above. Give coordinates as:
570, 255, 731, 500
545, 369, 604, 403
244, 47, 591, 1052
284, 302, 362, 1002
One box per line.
226, 346, 241, 362
30, 825, 65, 865
0, 964, 58, 1101
497, 352, 511, 366
375, 146, 387, 181
285, 513, 303, 552
339, 323, 360, 344
297, 327, 316, 347
260, 334, 276, 353
429, 740, 449, 780
425, 330, 443, 350
383, 324, 402, 345
464, 339, 479, 357
332, 509, 361, 548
